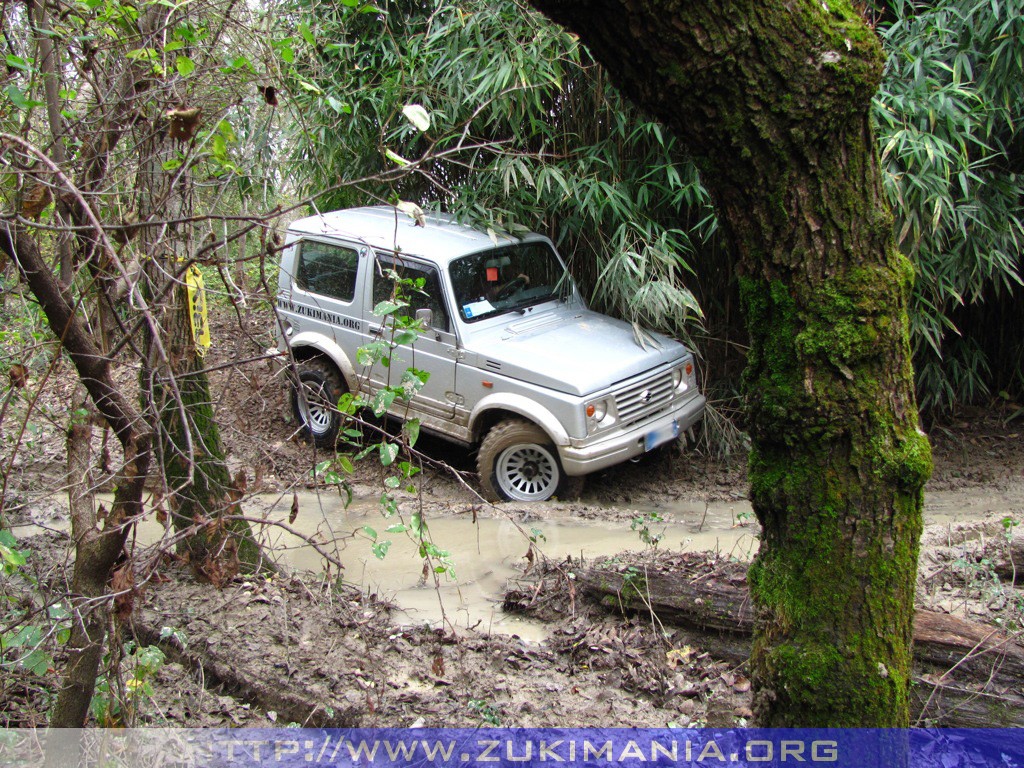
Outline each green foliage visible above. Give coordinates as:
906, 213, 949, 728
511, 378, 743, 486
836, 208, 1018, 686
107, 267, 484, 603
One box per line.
90, 641, 168, 727
279, 0, 710, 344
874, 0, 1024, 412
468, 698, 503, 726
630, 511, 666, 550
314, 268, 456, 578
277, 0, 1022, 417
1, 533, 70, 681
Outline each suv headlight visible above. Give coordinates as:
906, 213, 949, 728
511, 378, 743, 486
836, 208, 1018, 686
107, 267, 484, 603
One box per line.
586, 398, 611, 428
672, 364, 692, 393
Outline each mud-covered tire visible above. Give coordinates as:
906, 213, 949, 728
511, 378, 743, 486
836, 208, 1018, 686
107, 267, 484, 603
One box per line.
291, 359, 347, 448
477, 419, 580, 502
558, 474, 586, 501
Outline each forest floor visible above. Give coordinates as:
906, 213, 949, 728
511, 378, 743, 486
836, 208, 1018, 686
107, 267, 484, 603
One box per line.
2, 298, 1024, 728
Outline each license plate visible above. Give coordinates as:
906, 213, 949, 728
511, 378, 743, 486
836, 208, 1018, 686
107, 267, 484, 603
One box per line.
644, 421, 680, 452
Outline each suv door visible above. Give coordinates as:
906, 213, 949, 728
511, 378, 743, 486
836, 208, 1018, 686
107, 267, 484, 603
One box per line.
366, 255, 459, 421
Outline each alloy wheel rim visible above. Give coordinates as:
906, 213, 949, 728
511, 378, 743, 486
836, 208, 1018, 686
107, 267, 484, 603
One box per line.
496, 443, 559, 501
300, 383, 333, 435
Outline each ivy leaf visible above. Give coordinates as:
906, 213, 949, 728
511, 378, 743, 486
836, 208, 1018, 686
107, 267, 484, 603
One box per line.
24, 648, 52, 677
357, 341, 388, 366
327, 96, 351, 115
379, 442, 399, 466
396, 200, 426, 226
404, 419, 421, 448
371, 388, 396, 416
384, 148, 411, 167
175, 55, 195, 77
5, 55, 32, 73
4, 85, 43, 110
392, 328, 418, 346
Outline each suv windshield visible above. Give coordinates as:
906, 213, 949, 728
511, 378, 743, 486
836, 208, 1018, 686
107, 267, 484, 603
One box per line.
449, 242, 569, 323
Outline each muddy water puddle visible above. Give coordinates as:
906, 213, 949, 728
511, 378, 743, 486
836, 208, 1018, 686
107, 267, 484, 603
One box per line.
193, 493, 761, 642
16, 485, 1021, 641
209, 487, 1014, 640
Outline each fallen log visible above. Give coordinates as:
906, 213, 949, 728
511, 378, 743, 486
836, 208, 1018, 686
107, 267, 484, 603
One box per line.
577, 552, 1024, 727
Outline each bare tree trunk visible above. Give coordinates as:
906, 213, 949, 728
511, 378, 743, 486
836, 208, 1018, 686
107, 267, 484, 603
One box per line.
30, 0, 73, 285
0, 227, 152, 728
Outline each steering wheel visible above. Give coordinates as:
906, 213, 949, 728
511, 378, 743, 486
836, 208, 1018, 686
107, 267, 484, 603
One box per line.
494, 276, 527, 301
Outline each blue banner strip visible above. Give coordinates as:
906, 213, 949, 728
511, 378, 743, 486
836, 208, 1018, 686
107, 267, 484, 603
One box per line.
3, 728, 1024, 767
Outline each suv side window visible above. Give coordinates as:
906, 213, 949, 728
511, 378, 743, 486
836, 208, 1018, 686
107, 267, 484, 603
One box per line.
296, 241, 358, 302
373, 257, 451, 334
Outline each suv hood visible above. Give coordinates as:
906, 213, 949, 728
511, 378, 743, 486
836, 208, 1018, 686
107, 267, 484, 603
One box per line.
464, 308, 686, 396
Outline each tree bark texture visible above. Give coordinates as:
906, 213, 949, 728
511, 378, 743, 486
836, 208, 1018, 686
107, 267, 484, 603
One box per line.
576, 557, 1024, 727
0, 228, 152, 728
134, 93, 262, 577
147, 279, 262, 577
528, 0, 931, 725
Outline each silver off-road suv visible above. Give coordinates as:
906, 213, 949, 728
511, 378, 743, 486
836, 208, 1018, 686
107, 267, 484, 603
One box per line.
276, 205, 706, 502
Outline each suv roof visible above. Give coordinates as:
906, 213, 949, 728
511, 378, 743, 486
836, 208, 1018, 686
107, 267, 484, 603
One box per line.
286, 205, 539, 267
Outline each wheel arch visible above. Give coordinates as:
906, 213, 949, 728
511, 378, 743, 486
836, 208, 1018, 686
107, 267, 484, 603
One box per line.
285, 332, 358, 391
469, 394, 570, 447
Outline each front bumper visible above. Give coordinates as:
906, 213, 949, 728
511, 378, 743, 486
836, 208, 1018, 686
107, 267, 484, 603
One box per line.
559, 393, 706, 477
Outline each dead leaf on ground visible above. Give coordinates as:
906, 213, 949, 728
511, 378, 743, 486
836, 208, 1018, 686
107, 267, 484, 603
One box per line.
9, 364, 28, 389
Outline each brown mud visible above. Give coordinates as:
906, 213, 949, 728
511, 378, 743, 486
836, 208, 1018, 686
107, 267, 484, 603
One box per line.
2, 301, 1023, 728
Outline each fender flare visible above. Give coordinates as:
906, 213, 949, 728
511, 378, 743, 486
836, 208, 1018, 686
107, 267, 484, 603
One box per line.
469, 393, 571, 447
285, 332, 359, 391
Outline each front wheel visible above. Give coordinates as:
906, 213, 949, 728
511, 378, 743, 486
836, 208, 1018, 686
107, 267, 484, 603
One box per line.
477, 419, 581, 502
291, 359, 346, 448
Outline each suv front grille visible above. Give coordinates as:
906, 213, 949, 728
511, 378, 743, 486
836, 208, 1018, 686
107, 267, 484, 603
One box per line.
614, 371, 676, 428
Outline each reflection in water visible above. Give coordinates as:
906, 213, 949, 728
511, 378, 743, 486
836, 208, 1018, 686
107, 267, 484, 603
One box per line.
141, 493, 760, 642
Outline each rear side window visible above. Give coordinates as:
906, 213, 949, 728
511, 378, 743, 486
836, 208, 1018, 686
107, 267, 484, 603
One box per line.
296, 241, 358, 302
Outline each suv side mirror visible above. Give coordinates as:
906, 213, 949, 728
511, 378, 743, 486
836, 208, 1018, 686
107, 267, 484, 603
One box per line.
415, 308, 433, 328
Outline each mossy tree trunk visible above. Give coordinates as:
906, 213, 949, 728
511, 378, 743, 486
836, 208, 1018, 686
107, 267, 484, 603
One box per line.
530, 0, 931, 725
146, 280, 263, 578
134, 65, 262, 578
